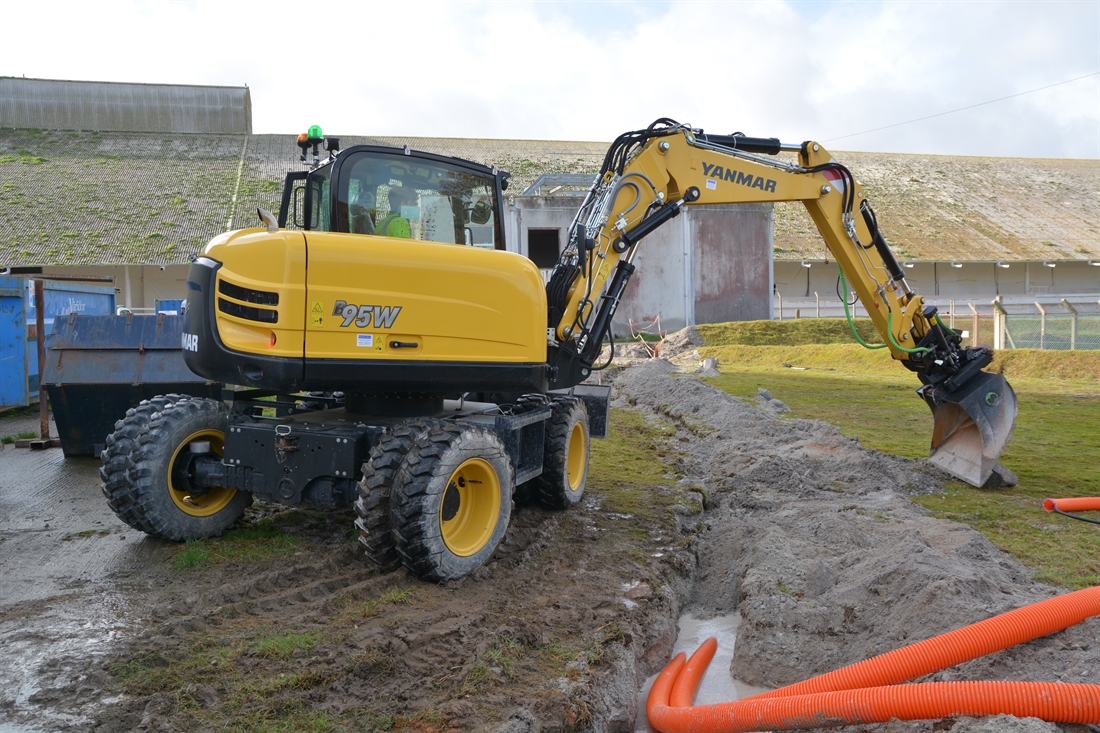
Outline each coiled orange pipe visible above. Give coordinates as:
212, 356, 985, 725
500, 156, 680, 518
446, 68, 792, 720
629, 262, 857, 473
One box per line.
647, 585, 1100, 731
1044, 497, 1100, 513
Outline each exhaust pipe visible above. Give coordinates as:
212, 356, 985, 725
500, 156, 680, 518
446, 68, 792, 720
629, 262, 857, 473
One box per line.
920, 370, 1017, 488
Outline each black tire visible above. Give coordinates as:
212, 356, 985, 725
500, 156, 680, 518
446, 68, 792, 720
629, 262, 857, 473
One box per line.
100, 394, 185, 533
536, 397, 590, 510
390, 424, 514, 581
126, 396, 252, 541
354, 419, 439, 572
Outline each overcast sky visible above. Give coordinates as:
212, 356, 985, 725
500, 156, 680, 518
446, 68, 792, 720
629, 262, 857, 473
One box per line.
2, 0, 1097, 158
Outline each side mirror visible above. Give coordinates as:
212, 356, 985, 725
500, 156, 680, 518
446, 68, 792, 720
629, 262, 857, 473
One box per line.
470, 200, 492, 225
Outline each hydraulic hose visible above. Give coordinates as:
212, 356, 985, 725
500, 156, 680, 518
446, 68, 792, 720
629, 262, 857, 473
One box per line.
838, 266, 886, 350
886, 310, 931, 355
647, 585, 1100, 731
934, 313, 956, 336
836, 265, 930, 354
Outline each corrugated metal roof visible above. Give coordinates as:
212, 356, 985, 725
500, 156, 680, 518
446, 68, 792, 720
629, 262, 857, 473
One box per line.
0, 78, 251, 134
0, 129, 1096, 267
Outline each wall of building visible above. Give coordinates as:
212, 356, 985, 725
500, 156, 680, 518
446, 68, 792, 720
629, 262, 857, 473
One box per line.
691, 204, 773, 325
775, 259, 1100, 300
0, 78, 252, 134
508, 197, 773, 333
40, 264, 190, 311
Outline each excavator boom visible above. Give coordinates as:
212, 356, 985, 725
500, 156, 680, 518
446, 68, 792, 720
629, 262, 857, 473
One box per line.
545, 120, 1016, 487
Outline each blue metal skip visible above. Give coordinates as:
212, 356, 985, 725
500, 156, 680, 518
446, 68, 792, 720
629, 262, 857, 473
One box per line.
41, 313, 222, 457
0, 279, 29, 408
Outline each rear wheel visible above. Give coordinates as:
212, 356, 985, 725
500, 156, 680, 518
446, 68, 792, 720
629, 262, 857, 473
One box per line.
354, 419, 438, 572
100, 394, 184, 533
536, 397, 589, 510
390, 424, 513, 581
126, 396, 252, 541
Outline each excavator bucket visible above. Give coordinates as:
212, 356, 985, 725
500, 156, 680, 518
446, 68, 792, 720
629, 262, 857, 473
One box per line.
921, 371, 1017, 488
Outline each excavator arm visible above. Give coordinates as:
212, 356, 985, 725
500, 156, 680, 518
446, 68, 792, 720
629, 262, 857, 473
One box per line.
545, 119, 1016, 487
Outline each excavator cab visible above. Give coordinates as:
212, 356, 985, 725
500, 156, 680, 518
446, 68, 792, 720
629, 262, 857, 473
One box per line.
277, 144, 508, 248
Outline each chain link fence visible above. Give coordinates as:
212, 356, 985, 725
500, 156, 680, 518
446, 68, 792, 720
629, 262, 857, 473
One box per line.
992, 299, 1100, 350
773, 295, 1100, 350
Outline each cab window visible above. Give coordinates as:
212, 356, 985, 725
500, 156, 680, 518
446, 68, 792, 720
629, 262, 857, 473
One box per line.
335, 151, 500, 248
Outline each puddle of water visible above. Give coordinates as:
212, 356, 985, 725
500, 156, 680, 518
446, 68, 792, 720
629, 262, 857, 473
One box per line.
0, 590, 138, 729
634, 612, 771, 733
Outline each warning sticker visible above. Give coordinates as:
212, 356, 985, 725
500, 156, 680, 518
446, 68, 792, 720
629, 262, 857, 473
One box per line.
309, 301, 324, 328
357, 333, 373, 348
705, 179, 717, 190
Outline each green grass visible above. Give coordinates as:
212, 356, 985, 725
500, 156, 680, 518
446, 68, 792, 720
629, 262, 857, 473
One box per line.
340, 586, 417, 620
701, 339, 1100, 589
698, 317, 883, 346
252, 630, 319, 659
588, 408, 680, 515
172, 518, 302, 569
0, 402, 46, 420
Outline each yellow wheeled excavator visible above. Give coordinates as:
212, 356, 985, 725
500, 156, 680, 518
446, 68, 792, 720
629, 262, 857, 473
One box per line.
101, 120, 1016, 582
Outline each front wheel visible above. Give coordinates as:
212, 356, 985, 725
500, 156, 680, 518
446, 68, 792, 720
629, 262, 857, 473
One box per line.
536, 397, 590, 510
125, 396, 251, 541
390, 424, 513, 581
101, 394, 185, 533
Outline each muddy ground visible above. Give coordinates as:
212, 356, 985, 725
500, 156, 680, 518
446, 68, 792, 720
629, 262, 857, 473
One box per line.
1, 352, 1097, 733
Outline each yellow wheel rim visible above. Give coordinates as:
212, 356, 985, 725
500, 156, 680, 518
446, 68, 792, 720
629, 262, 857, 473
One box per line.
169, 429, 236, 517
439, 458, 500, 557
566, 421, 587, 491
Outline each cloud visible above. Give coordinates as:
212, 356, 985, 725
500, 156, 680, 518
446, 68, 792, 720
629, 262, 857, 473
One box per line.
1, 0, 1096, 157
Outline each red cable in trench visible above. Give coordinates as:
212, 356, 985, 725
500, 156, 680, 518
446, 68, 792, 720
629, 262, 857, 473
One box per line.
647, 585, 1100, 731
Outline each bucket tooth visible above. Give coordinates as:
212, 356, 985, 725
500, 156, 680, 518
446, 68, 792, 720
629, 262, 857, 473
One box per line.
922, 371, 1017, 488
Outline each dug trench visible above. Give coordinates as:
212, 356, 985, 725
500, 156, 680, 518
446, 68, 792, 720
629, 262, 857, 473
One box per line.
2, 358, 1098, 732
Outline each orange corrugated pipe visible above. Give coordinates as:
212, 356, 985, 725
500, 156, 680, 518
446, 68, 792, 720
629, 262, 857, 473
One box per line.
1044, 497, 1100, 513
647, 585, 1100, 732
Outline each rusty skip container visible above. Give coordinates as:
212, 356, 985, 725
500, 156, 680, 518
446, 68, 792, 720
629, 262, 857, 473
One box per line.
41, 312, 222, 457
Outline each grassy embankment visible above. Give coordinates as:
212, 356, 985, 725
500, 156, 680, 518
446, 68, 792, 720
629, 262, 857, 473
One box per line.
695, 318, 1100, 590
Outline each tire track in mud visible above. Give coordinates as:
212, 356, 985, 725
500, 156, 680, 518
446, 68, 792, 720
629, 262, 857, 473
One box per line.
84, 494, 699, 732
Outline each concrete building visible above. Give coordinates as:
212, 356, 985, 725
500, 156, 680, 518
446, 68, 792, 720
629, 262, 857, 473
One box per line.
507, 176, 772, 332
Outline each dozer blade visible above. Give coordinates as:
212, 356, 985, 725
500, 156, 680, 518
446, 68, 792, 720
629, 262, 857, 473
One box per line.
920, 371, 1017, 488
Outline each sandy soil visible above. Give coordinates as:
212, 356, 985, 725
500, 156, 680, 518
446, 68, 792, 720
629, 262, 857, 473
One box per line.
1, 354, 1097, 732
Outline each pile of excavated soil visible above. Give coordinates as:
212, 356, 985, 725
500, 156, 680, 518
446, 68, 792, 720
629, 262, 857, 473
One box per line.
615, 359, 1099, 732
652, 327, 704, 360
597, 327, 705, 367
